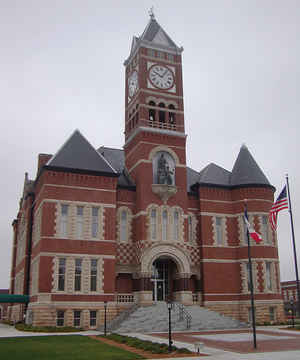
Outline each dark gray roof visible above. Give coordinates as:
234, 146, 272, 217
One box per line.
199, 163, 231, 186
187, 145, 272, 191
46, 130, 117, 175
98, 147, 135, 188
230, 144, 271, 186
140, 17, 179, 50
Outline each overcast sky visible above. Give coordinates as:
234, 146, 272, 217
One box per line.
0, 1, 299, 288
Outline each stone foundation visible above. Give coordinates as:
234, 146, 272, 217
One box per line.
205, 300, 285, 324
27, 302, 120, 329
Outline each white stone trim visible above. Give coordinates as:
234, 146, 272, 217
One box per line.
54, 202, 105, 241
140, 243, 191, 274
52, 255, 104, 294
240, 260, 258, 294
199, 198, 273, 204
31, 257, 40, 296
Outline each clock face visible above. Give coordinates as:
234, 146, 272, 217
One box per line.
128, 70, 138, 98
149, 65, 174, 90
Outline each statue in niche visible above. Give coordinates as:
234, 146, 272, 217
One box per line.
157, 153, 174, 185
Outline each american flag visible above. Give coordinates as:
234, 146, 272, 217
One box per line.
269, 186, 289, 231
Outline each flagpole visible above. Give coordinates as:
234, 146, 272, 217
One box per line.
286, 174, 300, 318
244, 201, 257, 349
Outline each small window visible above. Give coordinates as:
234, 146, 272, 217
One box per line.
168, 104, 176, 124
158, 103, 165, 123
149, 101, 156, 122
73, 310, 81, 327
151, 209, 157, 240
173, 210, 179, 241
157, 51, 164, 59
90, 310, 97, 327
262, 215, 270, 244
269, 307, 275, 322
74, 259, 82, 291
266, 262, 272, 291
216, 217, 223, 245
167, 53, 174, 62
92, 207, 99, 238
76, 206, 84, 238
120, 210, 128, 242
56, 310, 65, 327
90, 259, 97, 292
58, 258, 66, 291
247, 263, 252, 292
162, 210, 168, 241
61, 204, 69, 238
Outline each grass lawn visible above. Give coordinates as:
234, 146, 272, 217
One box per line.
0, 335, 144, 360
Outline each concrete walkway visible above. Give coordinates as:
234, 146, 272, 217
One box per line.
1, 322, 300, 360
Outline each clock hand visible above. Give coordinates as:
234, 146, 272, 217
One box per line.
153, 70, 162, 78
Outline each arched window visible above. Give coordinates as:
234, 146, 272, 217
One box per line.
173, 210, 179, 241
151, 209, 157, 240
120, 210, 127, 242
158, 103, 165, 123
168, 104, 176, 124
149, 101, 156, 122
162, 210, 168, 241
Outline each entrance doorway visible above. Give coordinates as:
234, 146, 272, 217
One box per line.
151, 258, 177, 302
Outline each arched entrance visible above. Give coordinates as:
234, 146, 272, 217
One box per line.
151, 257, 178, 302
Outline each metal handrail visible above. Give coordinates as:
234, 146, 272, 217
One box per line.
172, 302, 192, 329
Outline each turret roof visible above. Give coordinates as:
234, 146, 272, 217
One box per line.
45, 130, 117, 176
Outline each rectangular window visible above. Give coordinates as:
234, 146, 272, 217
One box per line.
61, 204, 69, 237
151, 209, 157, 240
269, 307, 276, 322
247, 263, 252, 292
73, 310, 81, 327
90, 310, 97, 327
173, 210, 179, 241
120, 210, 127, 242
157, 51, 164, 59
76, 206, 84, 238
56, 310, 65, 327
58, 258, 66, 291
243, 216, 248, 245
262, 215, 270, 244
266, 262, 272, 291
92, 207, 99, 238
74, 258, 82, 291
216, 217, 223, 245
162, 210, 168, 241
90, 259, 97, 292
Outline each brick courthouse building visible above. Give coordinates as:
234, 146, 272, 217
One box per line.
9, 15, 284, 328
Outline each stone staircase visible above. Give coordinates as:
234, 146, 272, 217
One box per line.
110, 302, 248, 333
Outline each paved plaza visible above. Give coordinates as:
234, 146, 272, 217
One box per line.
1, 322, 300, 359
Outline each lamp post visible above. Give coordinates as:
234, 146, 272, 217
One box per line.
167, 301, 172, 352
104, 301, 108, 336
290, 299, 295, 328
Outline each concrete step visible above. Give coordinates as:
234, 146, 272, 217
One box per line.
114, 302, 247, 333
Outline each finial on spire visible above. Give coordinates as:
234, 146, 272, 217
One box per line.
149, 6, 155, 19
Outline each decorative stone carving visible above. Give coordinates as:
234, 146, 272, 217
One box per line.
152, 184, 177, 204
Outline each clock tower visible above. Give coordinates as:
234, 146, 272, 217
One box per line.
123, 13, 187, 210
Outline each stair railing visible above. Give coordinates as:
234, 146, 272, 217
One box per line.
172, 302, 192, 329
